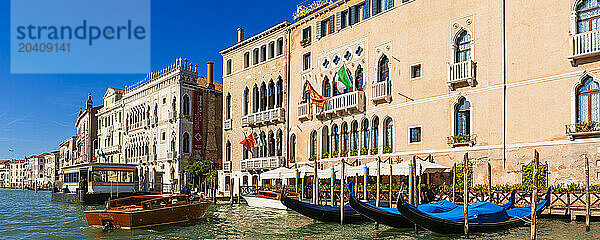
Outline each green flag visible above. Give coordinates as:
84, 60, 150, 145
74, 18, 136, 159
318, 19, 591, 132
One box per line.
335, 65, 353, 92
259, 134, 267, 147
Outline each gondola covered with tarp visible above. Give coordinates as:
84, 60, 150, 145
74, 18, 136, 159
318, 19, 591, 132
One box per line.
395, 188, 551, 234
346, 181, 517, 228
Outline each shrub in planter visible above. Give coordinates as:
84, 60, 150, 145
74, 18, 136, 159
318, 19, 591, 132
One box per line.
340, 150, 349, 157
322, 152, 329, 159
383, 147, 392, 154
289, 157, 295, 163
309, 155, 317, 161
331, 151, 339, 158
350, 149, 358, 156
370, 148, 378, 155
360, 147, 369, 155
453, 133, 471, 143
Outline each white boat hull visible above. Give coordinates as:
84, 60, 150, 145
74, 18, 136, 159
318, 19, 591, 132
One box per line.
243, 196, 288, 210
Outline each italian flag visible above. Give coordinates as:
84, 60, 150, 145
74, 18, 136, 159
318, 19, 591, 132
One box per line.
256, 133, 267, 147
334, 65, 353, 93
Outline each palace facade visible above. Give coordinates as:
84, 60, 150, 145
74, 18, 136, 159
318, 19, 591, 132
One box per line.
220, 0, 600, 193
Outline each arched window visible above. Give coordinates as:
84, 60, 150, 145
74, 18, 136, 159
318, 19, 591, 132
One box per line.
372, 116, 379, 150
310, 131, 318, 158
455, 98, 471, 135
182, 133, 190, 153
268, 42, 275, 59
268, 81, 275, 109
225, 93, 231, 120
243, 87, 249, 116
243, 147, 248, 160
322, 77, 331, 97
577, 0, 600, 33
378, 55, 389, 82
332, 124, 339, 154
341, 122, 349, 152
277, 129, 283, 156
302, 82, 311, 103
226, 59, 232, 75
253, 85, 259, 113
261, 45, 267, 62
351, 121, 359, 151
226, 140, 231, 163
172, 97, 177, 116
290, 134, 296, 161
361, 119, 369, 151
383, 118, 393, 153
322, 126, 330, 156
276, 78, 284, 108
253, 48, 259, 65
225, 176, 230, 191
268, 131, 275, 156
455, 31, 472, 63
577, 77, 600, 123
260, 132, 267, 157
244, 52, 250, 68
277, 37, 284, 56
260, 83, 267, 111
355, 65, 364, 91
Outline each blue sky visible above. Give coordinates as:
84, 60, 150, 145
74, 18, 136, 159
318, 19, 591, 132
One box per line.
0, 0, 299, 159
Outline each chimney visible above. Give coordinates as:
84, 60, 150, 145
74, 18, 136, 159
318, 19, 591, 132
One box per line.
207, 62, 214, 88
237, 28, 244, 43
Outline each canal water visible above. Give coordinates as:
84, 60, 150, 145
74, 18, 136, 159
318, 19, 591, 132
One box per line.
0, 189, 598, 239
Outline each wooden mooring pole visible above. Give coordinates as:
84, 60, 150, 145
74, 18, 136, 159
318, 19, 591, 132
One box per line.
463, 153, 469, 237
488, 162, 492, 202
389, 158, 393, 208
531, 150, 539, 240
229, 177, 234, 205
375, 156, 381, 229
412, 156, 418, 234
452, 163, 456, 202
340, 160, 345, 225
585, 155, 591, 232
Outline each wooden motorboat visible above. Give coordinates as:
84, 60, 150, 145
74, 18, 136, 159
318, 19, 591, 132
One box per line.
243, 190, 293, 210
347, 181, 517, 229
396, 188, 551, 234
85, 194, 211, 229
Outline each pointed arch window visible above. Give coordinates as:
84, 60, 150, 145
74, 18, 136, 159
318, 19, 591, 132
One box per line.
372, 116, 379, 150
277, 129, 283, 156
302, 82, 311, 103
260, 83, 267, 111
290, 134, 296, 161
225, 93, 231, 120
361, 119, 369, 151
182, 133, 190, 153
577, 0, 600, 33
455, 31, 472, 63
322, 77, 331, 97
351, 121, 359, 150
322, 126, 330, 156
455, 98, 471, 135
577, 76, 600, 123
268, 131, 275, 156
276, 78, 284, 108
268, 81, 276, 109
383, 118, 393, 153
355, 65, 364, 91
253, 85, 259, 113
243, 87, 249, 116
260, 132, 267, 157
310, 131, 318, 158
341, 122, 349, 152
226, 140, 231, 163
183, 95, 190, 116
332, 124, 340, 154
378, 55, 389, 82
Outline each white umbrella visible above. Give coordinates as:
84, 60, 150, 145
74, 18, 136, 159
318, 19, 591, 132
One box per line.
347, 159, 449, 176
260, 167, 295, 180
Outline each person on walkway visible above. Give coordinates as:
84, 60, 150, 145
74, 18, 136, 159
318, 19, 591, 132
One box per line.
180, 184, 191, 195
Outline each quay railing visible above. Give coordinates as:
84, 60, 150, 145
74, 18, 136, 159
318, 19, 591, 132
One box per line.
371, 81, 392, 103
447, 60, 476, 90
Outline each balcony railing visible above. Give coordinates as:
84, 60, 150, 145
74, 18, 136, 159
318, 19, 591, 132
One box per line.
223, 161, 231, 172
447, 60, 476, 90
371, 81, 392, 103
447, 134, 477, 147
241, 156, 284, 171
224, 119, 232, 130
571, 29, 600, 62
104, 145, 121, 154
566, 123, 600, 140
297, 102, 312, 121
319, 91, 365, 119
245, 107, 285, 127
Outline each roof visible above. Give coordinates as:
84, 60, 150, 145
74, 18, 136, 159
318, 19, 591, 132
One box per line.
220, 21, 291, 55
196, 77, 223, 93
0, 160, 10, 164
108, 87, 125, 93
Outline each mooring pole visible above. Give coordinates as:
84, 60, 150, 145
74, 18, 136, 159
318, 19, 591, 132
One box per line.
376, 156, 381, 207
389, 158, 393, 208
340, 160, 345, 225
417, 163, 421, 206
331, 166, 335, 206
412, 156, 418, 234
363, 164, 368, 201
355, 172, 359, 197
488, 162, 492, 202
452, 163, 456, 202
463, 153, 469, 237
531, 150, 539, 240
314, 160, 318, 204
229, 177, 234, 205
585, 154, 591, 232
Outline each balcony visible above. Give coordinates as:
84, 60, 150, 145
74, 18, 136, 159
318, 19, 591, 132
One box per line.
241, 156, 284, 171
371, 81, 392, 104
447, 60, 476, 90
224, 119, 232, 131
297, 102, 312, 121
104, 145, 121, 154
566, 123, 600, 140
318, 91, 365, 119
245, 107, 285, 127
447, 134, 477, 147
570, 29, 600, 65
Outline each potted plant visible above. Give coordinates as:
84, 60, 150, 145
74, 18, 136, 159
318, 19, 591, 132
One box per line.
322, 152, 329, 159
576, 121, 597, 132
350, 149, 358, 156
340, 150, 349, 157
360, 147, 369, 155
309, 155, 317, 161
453, 133, 471, 143
383, 146, 392, 154
331, 150, 339, 158
370, 148, 378, 155
289, 157, 295, 163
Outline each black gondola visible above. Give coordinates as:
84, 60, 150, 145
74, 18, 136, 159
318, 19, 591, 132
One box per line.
396, 188, 551, 234
347, 181, 517, 229
280, 190, 387, 223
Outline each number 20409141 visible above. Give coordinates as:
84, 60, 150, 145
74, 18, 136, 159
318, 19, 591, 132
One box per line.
18, 43, 70, 53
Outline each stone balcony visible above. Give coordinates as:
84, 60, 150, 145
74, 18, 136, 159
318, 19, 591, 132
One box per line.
566, 123, 600, 140
318, 91, 365, 119
241, 156, 284, 171
297, 102, 313, 121
447, 60, 476, 90
104, 145, 121, 154
371, 81, 392, 104
243, 107, 285, 127
570, 29, 600, 65
224, 119, 232, 131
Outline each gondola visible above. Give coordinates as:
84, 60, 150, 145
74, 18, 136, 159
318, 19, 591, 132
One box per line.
280, 189, 387, 223
396, 188, 551, 234
347, 181, 517, 228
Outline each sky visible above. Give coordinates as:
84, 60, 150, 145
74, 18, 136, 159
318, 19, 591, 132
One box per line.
0, 0, 300, 159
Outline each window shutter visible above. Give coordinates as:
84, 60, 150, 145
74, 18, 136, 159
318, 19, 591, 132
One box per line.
387, 0, 394, 10
316, 21, 322, 39
364, 0, 371, 19
329, 15, 335, 34
336, 12, 342, 31
372, 0, 377, 16
349, 7, 355, 25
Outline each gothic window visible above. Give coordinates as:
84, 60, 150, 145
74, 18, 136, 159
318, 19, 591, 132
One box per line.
577, 0, 600, 33
243, 87, 249, 116
290, 134, 296, 161
332, 124, 340, 154
577, 77, 600, 123
253, 48, 259, 65
276, 78, 284, 108
378, 55, 389, 82
226, 140, 231, 163
268, 42, 275, 59
310, 131, 318, 158
341, 122, 349, 152
383, 117, 393, 152
183, 133, 190, 153
302, 82, 311, 103
322, 126, 330, 156
455, 31, 472, 63
253, 85, 259, 113
455, 98, 471, 135
244, 52, 250, 68
355, 65, 364, 91
226, 59, 232, 75
277, 38, 284, 56
260, 83, 267, 111
268, 81, 275, 109
361, 119, 369, 150
372, 116, 379, 150
260, 132, 267, 157
268, 131, 275, 157
225, 93, 231, 120
277, 129, 283, 156
351, 121, 359, 150
323, 77, 331, 97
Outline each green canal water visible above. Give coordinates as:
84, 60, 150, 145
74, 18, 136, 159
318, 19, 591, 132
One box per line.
0, 189, 598, 239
